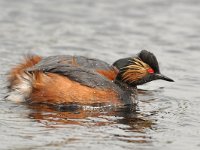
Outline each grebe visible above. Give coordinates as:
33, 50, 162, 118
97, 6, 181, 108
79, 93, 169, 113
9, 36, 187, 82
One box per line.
6, 50, 174, 106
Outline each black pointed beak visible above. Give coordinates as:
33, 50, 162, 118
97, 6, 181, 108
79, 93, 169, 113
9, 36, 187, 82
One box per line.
155, 74, 174, 82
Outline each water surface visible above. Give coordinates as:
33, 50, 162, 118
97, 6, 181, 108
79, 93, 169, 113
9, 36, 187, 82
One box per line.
0, 0, 200, 149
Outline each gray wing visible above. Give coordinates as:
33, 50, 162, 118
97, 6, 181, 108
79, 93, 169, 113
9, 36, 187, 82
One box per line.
27, 57, 119, 90
28, 55, 112, 72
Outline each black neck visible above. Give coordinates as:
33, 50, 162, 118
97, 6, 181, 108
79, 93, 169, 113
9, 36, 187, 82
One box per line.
114, 80, 138, 105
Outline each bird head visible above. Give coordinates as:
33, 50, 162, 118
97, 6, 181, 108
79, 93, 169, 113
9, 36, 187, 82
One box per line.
113, 50, 174, 86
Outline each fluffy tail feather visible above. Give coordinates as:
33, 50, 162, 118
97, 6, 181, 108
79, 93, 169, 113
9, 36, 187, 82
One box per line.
6, 55, 42, 102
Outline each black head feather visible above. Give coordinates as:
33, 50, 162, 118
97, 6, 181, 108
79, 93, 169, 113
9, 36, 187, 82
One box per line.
137, 50, 160, 73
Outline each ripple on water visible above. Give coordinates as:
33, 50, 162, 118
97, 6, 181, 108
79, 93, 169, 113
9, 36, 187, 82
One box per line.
0, 0, 200, 150
0, 100, 156, 149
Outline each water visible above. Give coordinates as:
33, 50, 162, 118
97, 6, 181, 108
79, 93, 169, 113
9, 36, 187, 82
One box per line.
0, 0, 200, 149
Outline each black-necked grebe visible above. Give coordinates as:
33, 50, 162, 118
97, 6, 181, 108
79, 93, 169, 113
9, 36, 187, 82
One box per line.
6, 50, 174, 106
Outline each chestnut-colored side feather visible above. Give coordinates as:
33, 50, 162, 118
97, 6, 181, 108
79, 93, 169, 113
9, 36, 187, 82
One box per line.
96, 69, 117, 81
30, 72, 121, 105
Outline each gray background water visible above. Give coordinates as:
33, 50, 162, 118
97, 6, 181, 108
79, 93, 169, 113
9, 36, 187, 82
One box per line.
0, 0, 200, 149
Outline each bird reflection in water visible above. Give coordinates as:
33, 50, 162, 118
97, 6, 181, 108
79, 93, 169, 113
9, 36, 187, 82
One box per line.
27, 97, 155, 144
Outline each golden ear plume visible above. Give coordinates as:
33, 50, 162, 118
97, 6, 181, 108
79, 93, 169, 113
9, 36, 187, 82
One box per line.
121, 58, 151, 83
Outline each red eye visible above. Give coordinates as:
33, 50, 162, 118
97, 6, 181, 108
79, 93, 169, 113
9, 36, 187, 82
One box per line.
147, 68, 154, 74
